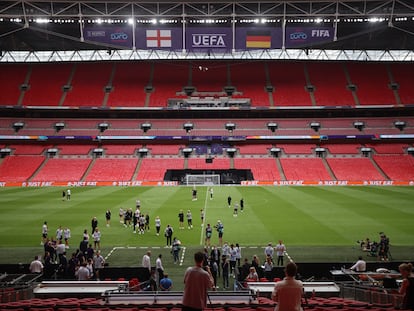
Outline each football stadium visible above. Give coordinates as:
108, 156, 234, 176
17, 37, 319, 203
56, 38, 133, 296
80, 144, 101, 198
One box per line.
0, 0, 414, 309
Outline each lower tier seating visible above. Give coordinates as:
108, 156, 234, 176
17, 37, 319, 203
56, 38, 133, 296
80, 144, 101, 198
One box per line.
84, 158, 138, 182
0, 155, 45, 182
31, 158, 92, 182
280, 158, 332, 180
373, 155, 414, 180
327, 158, 384, 180
136, 158, 184, 181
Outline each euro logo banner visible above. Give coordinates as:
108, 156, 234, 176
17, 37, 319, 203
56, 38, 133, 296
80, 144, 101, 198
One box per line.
84, 26, 132, 48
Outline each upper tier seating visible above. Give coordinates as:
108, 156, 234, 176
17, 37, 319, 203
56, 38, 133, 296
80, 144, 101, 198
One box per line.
367, 143, 408, 154
136, 158, 184, 181
31, 158, 91, 182
0, 64, 28, 106
192, 62, 228, 93
373, 155, 414, 180
150, 62, 189, 107
23, 64, 72, 106
278, 144, 315, 154
237, 144, 271, 155
64, 63, 112, 107
269, 62, 312, 106
390, 63, 414, 105
106, 62, 150, 107
234, 158, 279, 181
321, 144, 361, 154
346, 63, 395, 105
9, 144, 49, 155
327, 158, 384, 180
58, 144, 95, 155
0, 155, 45, 182
230, 62, 269, 106
307, 62, 354, 106
188, 158, 230, 170
103, 144, 139, 155
280, 158, 332, 180
85, 158, 138, 181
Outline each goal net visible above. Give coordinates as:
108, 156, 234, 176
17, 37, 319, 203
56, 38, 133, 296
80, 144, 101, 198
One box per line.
185, 174, 221, 186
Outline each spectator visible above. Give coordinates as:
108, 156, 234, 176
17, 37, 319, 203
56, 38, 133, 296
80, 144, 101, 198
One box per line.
399, 262, 414, 310
92, 227, 101, 250
275, 240, 286, 266
172, 237, 181, 264
221, 255, 230, 289
63, 227, 71, 249
142, 250, 151, 272
156, 254, 164, 284
160, 273, 173, 291
350, 256, 366, 272
76, 261, 91, 280
245, 266, 259, 282
264, 256, 274, 281
271, 262, 303, 311
93, 250, 105, 281
182, 251, 214, 311
29, 255, 44, 274
265, 243, 274, 261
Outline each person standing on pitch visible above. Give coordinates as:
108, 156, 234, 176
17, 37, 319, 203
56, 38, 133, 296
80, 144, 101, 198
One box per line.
276, 240, 286, 266
227, 195, 232, 208
182, 251, 214, 311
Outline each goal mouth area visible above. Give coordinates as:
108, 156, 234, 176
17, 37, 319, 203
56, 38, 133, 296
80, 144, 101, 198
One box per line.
164, 169, 254, 185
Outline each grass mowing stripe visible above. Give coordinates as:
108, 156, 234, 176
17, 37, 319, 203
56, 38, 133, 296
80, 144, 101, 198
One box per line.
199, 187, 209, 246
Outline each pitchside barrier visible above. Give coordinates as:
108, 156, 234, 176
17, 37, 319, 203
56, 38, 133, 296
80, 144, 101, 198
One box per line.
0, 180, 413, 187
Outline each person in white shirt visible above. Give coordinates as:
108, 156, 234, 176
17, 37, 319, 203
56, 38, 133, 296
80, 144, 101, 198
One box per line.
265, 243, 274, 260
350, 256, 367, 272
155, 254, 164, 285
142, 250, 151, 272
272, 262, 303, 311
29, 256, 44, 273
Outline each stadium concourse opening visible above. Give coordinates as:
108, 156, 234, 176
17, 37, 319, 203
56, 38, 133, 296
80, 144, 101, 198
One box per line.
164, 169, 253, 184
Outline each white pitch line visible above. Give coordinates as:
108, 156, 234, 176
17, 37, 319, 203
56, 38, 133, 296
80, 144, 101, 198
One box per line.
180, 246, 186, 266
285, 251, 294, 263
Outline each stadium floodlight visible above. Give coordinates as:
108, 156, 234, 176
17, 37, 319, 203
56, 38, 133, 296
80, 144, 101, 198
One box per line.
12, 122, 24, 132
47, 148, 58, 158
270, 147, 281, 157
310, 122, 321, 132
315, 147, 326, 158
138, 147, 149, 157
225, 122, 236, 132
98, 122, 109, 132
182, 147, 193, 158
140, 122, 152, 133
361, 147, 372, 157
353, 121, 365, 131
394, 121, 406, 131
54, 122, 65, 132
267, 122, 278, 132
93, 148, 104, 157
225, 147, 237, 158
0, 148, 11, 158
183, 122, 194, 133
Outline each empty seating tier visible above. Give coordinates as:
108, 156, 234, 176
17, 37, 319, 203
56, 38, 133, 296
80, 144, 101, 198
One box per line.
84, 158, 138, 182
327, 158, 384, 180
0, 155, 45, 182
280, 158, 332, 180
32, 158, 92, 182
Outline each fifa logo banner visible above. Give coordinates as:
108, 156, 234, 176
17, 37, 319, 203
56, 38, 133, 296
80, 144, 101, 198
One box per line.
285, 26, 333, 48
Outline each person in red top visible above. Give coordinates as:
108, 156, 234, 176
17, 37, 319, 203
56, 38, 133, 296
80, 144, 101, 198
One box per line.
182, 251, 214, 311
271, 262, 303, 311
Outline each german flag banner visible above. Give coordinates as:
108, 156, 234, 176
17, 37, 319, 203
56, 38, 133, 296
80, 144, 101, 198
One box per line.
246, 30, 272, 48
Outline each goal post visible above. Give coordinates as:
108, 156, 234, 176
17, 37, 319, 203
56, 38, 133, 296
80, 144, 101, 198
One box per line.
185, 174, 221, 186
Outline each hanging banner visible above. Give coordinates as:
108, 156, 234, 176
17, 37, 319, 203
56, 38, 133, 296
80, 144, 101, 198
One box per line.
285, 26, 334, 48
186, 27, 232, 52
135, 27, 182, 50
235, 27, 283, 50
84, 25, 133, 48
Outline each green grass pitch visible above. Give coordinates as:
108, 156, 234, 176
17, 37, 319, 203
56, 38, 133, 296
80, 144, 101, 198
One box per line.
0, 186, 413, 290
